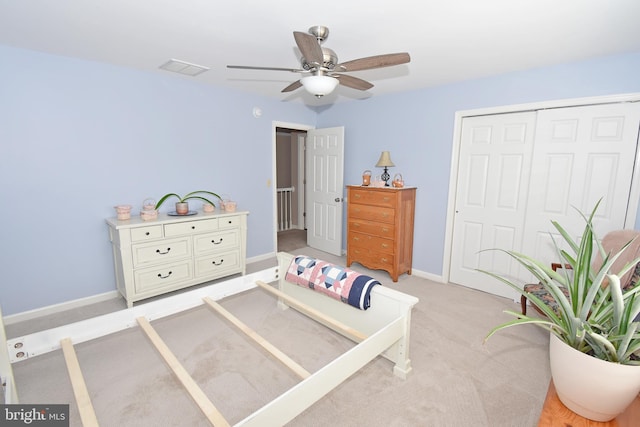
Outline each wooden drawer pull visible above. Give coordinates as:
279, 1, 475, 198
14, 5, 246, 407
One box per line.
354, 194, 362, 199
381, 243, 389, 249
381, 213, 389, 218
155, 248, 171, 255
382, 228, 389, 233
157, 271, 173, 279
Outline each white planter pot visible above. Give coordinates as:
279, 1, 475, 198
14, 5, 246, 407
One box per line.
549, 333, 640, 421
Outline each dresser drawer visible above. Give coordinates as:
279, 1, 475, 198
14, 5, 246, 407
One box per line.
348, 219, 394, 238
195, 250, 240, 277
132, 237, 191, 266
193, 229, 240, 254
348, 232, 394, 255
348, 247, 395, 270
134, 260, 193, 293
350, 188, 396, 208
218, 215, 241, 229
164, 218, 219, 237
348, 204, 395, 224
130, 225, 163, 242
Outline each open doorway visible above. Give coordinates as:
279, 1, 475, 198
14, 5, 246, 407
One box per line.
276, 127, 308, 252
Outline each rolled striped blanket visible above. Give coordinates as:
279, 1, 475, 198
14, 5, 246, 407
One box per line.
285, 255, 380, 310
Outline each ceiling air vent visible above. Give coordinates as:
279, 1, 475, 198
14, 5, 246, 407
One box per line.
159, 59, 209, 76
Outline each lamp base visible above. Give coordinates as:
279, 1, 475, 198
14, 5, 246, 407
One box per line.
381, 167, 390, 186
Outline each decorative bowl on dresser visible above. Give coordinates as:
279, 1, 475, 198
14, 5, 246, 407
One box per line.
346, 185, 416, 282
106, 211, 247, 307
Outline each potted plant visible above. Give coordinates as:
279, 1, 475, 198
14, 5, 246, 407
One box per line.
155, 190, 221, 215
481, 201, 640, 421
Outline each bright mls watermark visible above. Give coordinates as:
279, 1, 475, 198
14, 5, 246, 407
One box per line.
1, 405, 69, 426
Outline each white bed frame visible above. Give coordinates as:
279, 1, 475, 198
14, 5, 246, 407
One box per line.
1, 252, 419, 426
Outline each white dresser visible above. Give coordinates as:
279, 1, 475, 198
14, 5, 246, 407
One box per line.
106, 211, 248, 307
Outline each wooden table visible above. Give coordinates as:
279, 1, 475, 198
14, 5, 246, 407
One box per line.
538, 382, 640, 426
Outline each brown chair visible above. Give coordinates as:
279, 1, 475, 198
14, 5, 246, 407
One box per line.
521, 229, 640, 316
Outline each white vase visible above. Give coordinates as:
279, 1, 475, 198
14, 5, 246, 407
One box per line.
549, 333, 640, 421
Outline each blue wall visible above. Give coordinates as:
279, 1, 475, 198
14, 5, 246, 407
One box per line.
316, 52, 640, 277
0, 46, 316, 315
2, 45, 640, 316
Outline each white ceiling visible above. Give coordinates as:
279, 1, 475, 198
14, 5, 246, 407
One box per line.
2, 0, 640, 107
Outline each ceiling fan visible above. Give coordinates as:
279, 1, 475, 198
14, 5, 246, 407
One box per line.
227, 26, 410, 98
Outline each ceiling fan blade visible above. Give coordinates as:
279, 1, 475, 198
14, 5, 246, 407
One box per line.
281, 80, 302, 93
227, 65, 303, 73
337, 52, 410, 72
293, 31, 324, 66
335, 74, 374, 91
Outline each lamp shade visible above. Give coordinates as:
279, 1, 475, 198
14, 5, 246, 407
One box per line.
375, 151, 395, 167
300, 75, 339, 97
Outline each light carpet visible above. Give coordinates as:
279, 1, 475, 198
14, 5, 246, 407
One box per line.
6, 247, 550, 426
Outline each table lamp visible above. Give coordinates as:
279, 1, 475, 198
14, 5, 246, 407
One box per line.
375, 151, 395, 187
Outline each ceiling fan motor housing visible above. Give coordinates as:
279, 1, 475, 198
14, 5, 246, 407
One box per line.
301, 47, 338, 71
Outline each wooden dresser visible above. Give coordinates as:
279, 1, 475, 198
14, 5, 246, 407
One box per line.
346, 185, 416, 282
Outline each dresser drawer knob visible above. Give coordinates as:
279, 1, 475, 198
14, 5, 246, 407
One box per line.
211, 238, 223, 245
212, 259, 224, 266
157, 271, 173, 279
145, 232, 150, 236
191, 226, 196, 230
156, 248, 171, 255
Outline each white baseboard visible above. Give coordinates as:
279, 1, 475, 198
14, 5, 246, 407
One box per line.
411, 268, 445, 283
247, 252, 276, 264
3, 254, 441, 325
3, 291, 120, 325
4, 255, 278, 325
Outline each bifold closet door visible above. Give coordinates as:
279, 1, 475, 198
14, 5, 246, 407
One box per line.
449, 102, 640, 300
449, 112, 537, 300
520, 102, 640, 270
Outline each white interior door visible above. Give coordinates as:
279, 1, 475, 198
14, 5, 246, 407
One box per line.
521, 103, 640, 269
449, 112, 537, 299
449, 102, 640, 299
306, 126, 345, 256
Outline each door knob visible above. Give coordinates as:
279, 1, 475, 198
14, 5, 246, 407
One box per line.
335, 197, 342, 202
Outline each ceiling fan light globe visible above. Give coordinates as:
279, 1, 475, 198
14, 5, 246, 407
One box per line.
300, 75, 339, 97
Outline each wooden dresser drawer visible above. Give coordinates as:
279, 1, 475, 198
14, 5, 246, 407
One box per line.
348, 204, 395, 224
164, 218, 218, 237
193, 229, 240, 254
348, 247, 395, 270
348, 219, 394, 238
132, 237, 191, 266
130, 225, 163, 242
134, 260, 193, 293
349, 188, 397, 208
348, 232, 394, 255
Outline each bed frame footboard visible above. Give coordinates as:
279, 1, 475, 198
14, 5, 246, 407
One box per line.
275, 252, 419, 379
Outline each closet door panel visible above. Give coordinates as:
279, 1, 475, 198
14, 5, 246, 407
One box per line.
521, 103, 640, 270
449, 112, 537, 299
